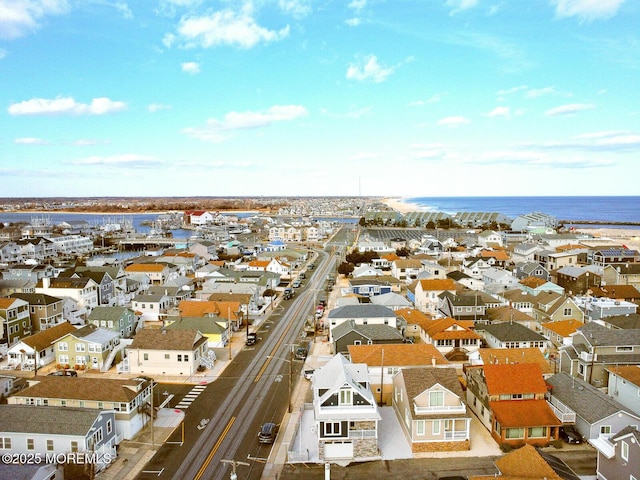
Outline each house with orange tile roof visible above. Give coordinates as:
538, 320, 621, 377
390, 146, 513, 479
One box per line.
124, 263, 174, 285
347, 343, 449, 405
392, 366, 471, 452
178, 299, 243, 328
247, 259, 270, 271
394, 307, 432, 341
540, 318, 584, 348
420, 317, 481, 362
413, 278, 457, 316
468, 347, 554, 376
465, 363, 561, 447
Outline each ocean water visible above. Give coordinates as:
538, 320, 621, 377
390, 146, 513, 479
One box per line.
405, 196, 640, 226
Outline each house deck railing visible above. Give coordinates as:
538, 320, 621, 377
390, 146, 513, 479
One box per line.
348, 429, 377, 439
414, 404, 466, 415
444, 430, 469, 440
546, 399, 576, 423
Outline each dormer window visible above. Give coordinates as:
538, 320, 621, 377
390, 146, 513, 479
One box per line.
339, 388, 352, 406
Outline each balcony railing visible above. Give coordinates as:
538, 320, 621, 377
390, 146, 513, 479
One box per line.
546, 399, 576, 423
414, 404, 466, 415
444, 430, 469, 440
348, 429, 377, 439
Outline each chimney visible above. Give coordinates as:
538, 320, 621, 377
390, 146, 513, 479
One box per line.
42, 277, 50, 289
431, 357, 436, 367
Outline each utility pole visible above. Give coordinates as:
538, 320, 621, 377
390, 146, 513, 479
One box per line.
220, 459, 250, 480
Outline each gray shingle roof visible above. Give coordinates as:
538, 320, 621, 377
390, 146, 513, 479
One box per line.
0, 405, 100, 436
327, 304, 396, 319
478, 321, 546, 342
546, 373, 633, 424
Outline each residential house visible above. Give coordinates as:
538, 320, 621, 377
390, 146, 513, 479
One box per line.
438, 291, 501, 322
345, 278, 394, 298
519, 277, 564, 296
60, 266, 119, 306
485, 305, 537, 331
465, 363, 561, 446
8, 375, 153, 440
130, 292, 171, 324
347, 343, 449, 405
312, 353, 381, 462
511, 243, 544, 263
413, 279, 457, 316
590, 284, 640, 306
559, 322, 640, 389
35, 276, 99, 318
178, 299, 243, 330
331, 321, 403, 354
574, 296, 637, 322
391, 259, 423, 283
499, 289, 537, 315
10, 292, 65, 332
475, 322, 550, 353
6, 322, 76, 370
369, 292, 413, 311
392, 366, 471, 452
483, 443, 564, 480
0, 405, 118, 472
183, 210, 214, 225
555, 266, 601, 295
395, 308, 432, 342
419, 317, 481, 362
612, 263, 640, 291
594, 425, 640, 480
531, 292, 583, 326
546, 372, 640, 442
606, 365, 640, 417
446, 271, 484, 291
0, 297, 31, 346
589, 247, 640, 267
164, 315, 229, 348
126, 328, 208, 376
124, 263, 176, 285
88, 306, 139, 338
477, 230, 503, 248
351, 264, 384, 278
468, 347, 554, 377
327, 305, 399, 342
535, 248, 584, 273
513, 261, 550, 281
461, 257, 494, 279
54, 324, 120, 371
2, 263, 56, 284
540, 318, 584, 349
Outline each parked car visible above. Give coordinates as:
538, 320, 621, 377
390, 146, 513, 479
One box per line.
48, 370, 77, 377
559, 425, 582, 444
258, 422, 278, 444
303, 369, 315, 380
292, 279, 301, 288
283, 288, 294, 299
295, 340, 312, 360
246, 332, 257, 346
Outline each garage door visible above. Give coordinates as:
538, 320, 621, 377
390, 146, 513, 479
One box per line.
324, 441, 353, 460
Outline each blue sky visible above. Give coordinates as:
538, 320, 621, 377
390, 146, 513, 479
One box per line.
1, 0, 638, 198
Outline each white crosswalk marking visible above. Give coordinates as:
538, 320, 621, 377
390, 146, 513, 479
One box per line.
174, 384, 207, 409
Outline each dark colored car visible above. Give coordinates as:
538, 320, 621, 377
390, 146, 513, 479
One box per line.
246, 332, 257, 346
559, 425, 582, 444
258, 422, 277, 444
48, 370, 77, 377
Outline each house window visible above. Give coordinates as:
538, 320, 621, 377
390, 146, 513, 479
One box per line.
354, 340, 361, 346
429, 391, 444, 407
416, 420, 425, 436
177, 354, 182, 362
94, 428, 103, 443
505, 428, 524, 439
563, 308, 572, 316
0, 438, 11, 449
184, 355, 189, 362
107, 420, 113, 435
432, 420, 441, 435
324, 422, 341, 436
47, 439, 54, 451
600, 425, 611, 435
143, 353, 149, 361
75, 343, 86, 352
621, 440, 629, 461
616, 346, 633, 352
339, 389, 352, 406
58, 342, 68, 351
528, 427, 547, 438
26, 438, 34, 450
165, 354, 170, 360
70, 441, 78, 452
59, 355, 68, 364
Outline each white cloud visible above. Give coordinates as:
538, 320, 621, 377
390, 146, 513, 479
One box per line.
320, 105, 372, 119
545, 103, 594, 116
181, 61, 201, 74
279, 0, 311, 19
496, 85, 528, 96
14, 137, 49, 145
437, 116, 470, 126
69, 154, 162, 168
168, 6, 290, 49
148, 103, 172, 113
346, 55, 393, 83
551, 0, 625, 22
486, 106, 511, 118
0, 0, 70, 40
183, 104, 308, 142
8, 96, 127, 116
72, 139, 110, 146
349, 0, 367, 12
445, 0, 478, 16
525, 86, 558, 98
409, 92, 447, 107
345, 17, 361, 27
0, 48, 6, 59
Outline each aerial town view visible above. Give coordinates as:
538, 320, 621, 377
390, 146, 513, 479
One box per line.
1, 1, 638, 480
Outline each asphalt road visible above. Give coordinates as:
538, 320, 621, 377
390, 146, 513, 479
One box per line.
134, 248, 334, 480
